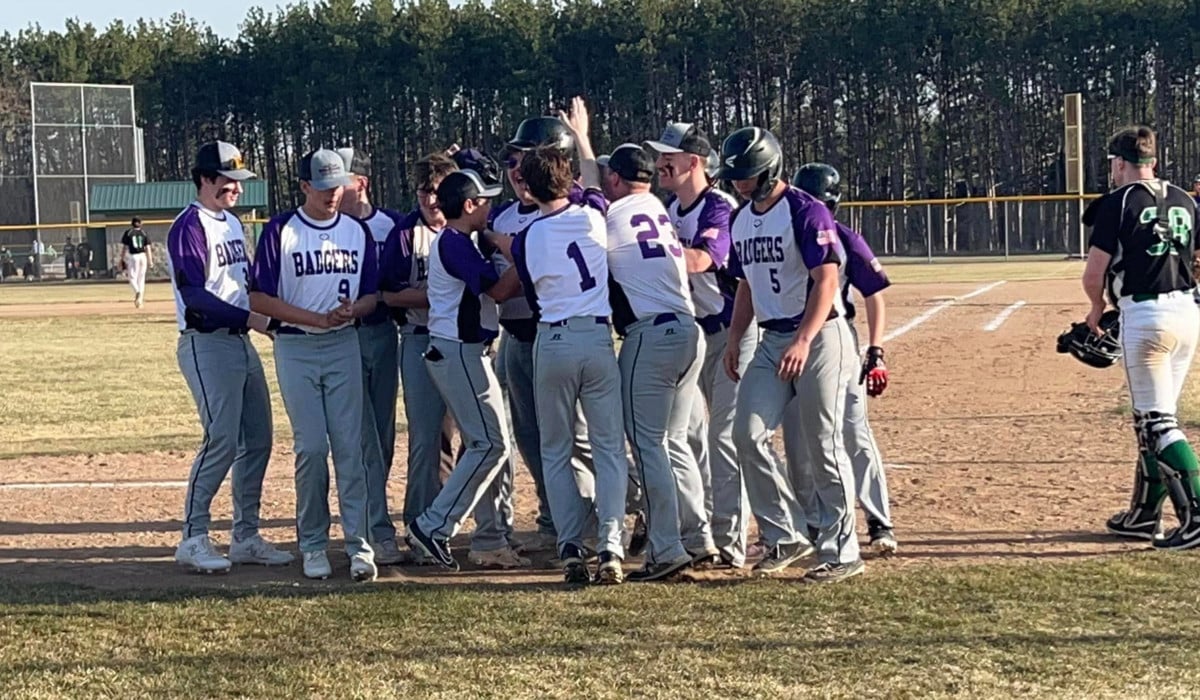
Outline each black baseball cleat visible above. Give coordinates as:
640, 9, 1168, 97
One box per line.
593, 551, 624, 585
560, 544, 592, 584
867, 519, 899, 556
1105, 510, 1164, 541
405, 521, 459, 571
627, 553, 692, 583
627, 511, 648, 558
1152, 521, 1200, 551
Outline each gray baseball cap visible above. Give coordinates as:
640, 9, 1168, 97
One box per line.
646, 122, 712, 157
300, 149, 355, 190
194, 141, 256, 181
336, 147, 371, 176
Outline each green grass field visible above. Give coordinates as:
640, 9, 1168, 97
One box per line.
1, 557, 1199, 698
5, 258, 1200, 697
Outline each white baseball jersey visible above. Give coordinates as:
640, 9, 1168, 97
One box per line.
606, 192, 694, 334
513, 203, 612, 324
488, 199, 541, 325
165, 202, 252, 332
669, 188, 738, 318
357, 207, 405, 326
427, 227, 502, 343
251, 209, 378, 334
729, 187, 845, 330
379, 210, 439, 329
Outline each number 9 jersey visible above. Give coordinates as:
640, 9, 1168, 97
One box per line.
251, 209, 378, 333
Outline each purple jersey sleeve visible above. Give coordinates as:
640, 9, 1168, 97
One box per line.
724, 202, 750, 279
439, 230, 499, 296
788, 189, 842, 269
694, 192, 733, 268
837, 222, 890, 298
358, 221, 379, 297
251, 212, 291, 296
511, 228, 540, 317
168, 206, 250, 329
379, 210, 419, 292
569, 183, 608, 215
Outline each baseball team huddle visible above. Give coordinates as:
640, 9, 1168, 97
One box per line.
167, 97, 898, 586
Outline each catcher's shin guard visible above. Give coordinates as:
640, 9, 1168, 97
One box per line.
1153, 440, 1200, 550
1106, 450, 1169, 540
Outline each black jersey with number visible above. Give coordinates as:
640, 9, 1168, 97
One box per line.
121, 229, 149, 254
1087, 180, 1198, 299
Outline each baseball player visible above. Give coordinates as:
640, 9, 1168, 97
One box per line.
717, 127, 863, 583
121, 217, 151, 308
403, 168, 523, 569
792, 163, 898, 555
510, 98, 627, 584
647, 121, 755, 569
1085, 126, 1200, 550
337, 147, 406, 565
63, 237, 77, 280
485, 117, 602, 554
602, 143, 711, 582
169, 140, 293, 574
379, 152, 459, 549
250, 148, 379, 582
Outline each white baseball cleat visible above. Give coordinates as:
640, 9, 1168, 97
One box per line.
302, 550, 332, 580
350, 551, 378, 582
175, 535, 232, 574
229, 534, 294, 566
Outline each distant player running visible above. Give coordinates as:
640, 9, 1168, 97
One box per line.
1086, 126, 1200, 550
792, 163, 898, 555
169, 141, 293, 574
337, 147, 407, 566
718, 127, 863, 583
403, 168, 523, 569
250, 149, 379, 582
122, 217, 151, 308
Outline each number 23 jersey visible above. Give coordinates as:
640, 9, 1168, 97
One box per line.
251, 208, 378, 333
606, 191, 694, 334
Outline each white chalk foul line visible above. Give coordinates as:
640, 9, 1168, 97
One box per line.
983, 300, 1026, 332
883, 280, 1007, 343
0, 480, 188, 491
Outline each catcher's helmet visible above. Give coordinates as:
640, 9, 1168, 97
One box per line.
1056, 310, 1122, 369
792, 163, 842, 212
451, 149, 502, 187
715, 127, 783, 202
507, 117, 573, 153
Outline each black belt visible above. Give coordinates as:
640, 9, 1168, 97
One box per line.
183, 327, 248, 336
652, 312, 679, 326
696, 314, 729, 335
547, 316, 608, 328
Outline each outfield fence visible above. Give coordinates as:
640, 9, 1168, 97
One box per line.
0, 193, 1102, 282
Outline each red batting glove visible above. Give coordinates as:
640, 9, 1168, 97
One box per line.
860, 346, 889, 397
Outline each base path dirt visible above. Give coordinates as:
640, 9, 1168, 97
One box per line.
0, 278, 1154, 591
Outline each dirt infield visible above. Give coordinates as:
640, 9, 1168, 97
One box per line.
0, 277, 1149, 590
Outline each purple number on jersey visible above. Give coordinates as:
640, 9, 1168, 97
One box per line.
632, 214, 682, 259
566, 241, 597, 291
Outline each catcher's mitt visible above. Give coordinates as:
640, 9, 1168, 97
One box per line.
1056, 309, 1122, 369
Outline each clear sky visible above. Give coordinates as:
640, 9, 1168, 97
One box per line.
1, 1, 472, 39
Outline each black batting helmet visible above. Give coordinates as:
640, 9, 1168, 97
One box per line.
792, 163, 842, 212
715, 127, 783, 202
507, 117, 573, 153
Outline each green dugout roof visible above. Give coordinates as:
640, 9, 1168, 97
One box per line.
89, 181, 269, 214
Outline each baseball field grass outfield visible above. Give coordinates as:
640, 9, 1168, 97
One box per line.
2, 258, 1200, 698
